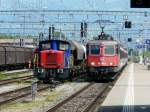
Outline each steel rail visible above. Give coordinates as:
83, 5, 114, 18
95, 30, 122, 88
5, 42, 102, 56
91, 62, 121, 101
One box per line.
0, 75, 34, 86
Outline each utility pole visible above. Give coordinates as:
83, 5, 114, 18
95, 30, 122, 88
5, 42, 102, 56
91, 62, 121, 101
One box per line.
59, 29, 62, 40
73, 24, 76, 40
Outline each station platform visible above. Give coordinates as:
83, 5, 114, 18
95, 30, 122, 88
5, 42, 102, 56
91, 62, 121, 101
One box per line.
100, 63, 150, 112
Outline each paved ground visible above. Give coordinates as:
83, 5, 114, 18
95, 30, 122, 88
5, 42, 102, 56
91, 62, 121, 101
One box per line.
99, 63, 150, 112
3, 69, 29, 74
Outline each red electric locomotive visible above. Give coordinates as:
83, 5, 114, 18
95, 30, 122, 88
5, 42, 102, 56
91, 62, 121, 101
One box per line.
86, 35, 128, 80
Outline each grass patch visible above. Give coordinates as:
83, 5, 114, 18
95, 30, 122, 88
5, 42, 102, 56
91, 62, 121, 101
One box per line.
0, 73, 6, 80
10, 72, 32, 79
0, 71, 32, 81
2, 91, 61, 111
45, 91, 60, 102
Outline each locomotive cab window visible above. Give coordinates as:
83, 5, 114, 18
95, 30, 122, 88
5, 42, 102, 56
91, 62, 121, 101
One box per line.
59, 43, 69, 51
42, 43, 51, 50
90, 45, 100, 55
105, 45, 115, 55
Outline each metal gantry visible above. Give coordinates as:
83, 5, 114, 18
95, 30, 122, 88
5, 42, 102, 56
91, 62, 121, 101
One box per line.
0, 9, 149, 42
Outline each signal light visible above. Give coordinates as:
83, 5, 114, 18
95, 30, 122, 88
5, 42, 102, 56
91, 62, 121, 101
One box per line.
84, 22, 87, 37
81, 30, 84, 38
20, 39, 24, 46
128, 38, 132, 42
80, 22, 88, 38
125, 21, 132, 28
81, 22, 84, 38
131, 0, 150, 8
49, 25, 55, 40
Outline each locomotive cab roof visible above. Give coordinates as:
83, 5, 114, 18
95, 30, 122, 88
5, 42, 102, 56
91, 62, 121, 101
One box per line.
39, 39, 70, 45
87, 40, 119, 45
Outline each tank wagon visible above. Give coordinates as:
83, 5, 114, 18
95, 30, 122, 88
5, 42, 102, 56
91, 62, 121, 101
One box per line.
34, 39, 86, 82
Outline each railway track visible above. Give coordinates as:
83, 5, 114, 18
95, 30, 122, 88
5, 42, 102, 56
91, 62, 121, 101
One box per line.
0, 75, 34, 86
0, 67, 125, 110
84, 68, 126, 112
2, 69, 32, 76
47, 66, 126, 112
0, 82, 49, 106
47, 82, 109, 112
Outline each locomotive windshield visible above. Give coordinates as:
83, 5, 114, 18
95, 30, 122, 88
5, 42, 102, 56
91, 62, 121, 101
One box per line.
90, 45, 100, 55
41, 43, 51, 50
59, 42, 69, 51
105, 45, 115, 55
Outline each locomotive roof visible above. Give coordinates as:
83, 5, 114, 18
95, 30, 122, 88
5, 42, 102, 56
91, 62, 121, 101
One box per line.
87, 40, 126, 50
87, 40, 118, 45
39, 39, 70, 45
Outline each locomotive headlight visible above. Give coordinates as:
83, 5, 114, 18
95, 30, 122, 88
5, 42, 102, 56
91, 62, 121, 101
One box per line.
38, 69, 41, 73
38, 69, 44, 73
41, 69, 44, 73
91, 62, 95, 66
110, 62, 113, 66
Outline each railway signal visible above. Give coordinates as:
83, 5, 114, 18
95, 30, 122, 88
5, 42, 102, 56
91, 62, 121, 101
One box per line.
125, 21, 132, 28
131, 0, 150, 8
81, 22, 84, 38
128, 38, 132, 42
49, 25, 55, 40
84, 22, 87, 38
80, 22, 88, 38
20, 39, 24, 46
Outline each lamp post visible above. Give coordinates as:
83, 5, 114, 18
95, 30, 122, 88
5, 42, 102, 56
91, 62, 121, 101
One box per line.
139, 28, 144, 64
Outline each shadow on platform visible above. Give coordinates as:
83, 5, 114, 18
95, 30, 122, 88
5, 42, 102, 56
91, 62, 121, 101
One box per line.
98, 105, 150, 112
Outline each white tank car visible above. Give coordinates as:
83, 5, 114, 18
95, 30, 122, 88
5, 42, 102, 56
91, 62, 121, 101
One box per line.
80, 44, 86, 59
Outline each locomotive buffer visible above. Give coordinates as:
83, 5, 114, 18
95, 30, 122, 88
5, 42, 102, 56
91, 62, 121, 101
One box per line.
100, 63, 150, 112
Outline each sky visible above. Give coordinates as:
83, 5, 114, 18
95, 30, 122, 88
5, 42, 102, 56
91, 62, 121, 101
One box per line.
0, 0, 149, 11
0, 0, 150, 48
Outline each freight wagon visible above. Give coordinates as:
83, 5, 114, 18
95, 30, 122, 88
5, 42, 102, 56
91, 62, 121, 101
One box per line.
0, 46, 33, 71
